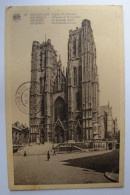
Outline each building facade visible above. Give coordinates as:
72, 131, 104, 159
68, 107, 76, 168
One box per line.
29, 19, 116, 144
12, 122, 29, 145
99, 103, 119, 140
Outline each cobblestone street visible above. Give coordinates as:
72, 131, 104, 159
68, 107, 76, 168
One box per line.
14, 150, 112, 185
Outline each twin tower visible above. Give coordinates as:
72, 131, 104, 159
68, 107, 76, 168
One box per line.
29, 19, 100, 144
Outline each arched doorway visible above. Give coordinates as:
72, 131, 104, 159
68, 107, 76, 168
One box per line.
54, 97, 66, 121
108, 143, 113, 150
76, 126, 82, 142
54, 126, 64, 143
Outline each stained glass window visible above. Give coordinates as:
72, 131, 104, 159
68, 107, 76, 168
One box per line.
54, 97, 66, 121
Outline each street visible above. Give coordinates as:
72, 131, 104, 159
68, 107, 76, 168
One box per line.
14, 150, 112, 185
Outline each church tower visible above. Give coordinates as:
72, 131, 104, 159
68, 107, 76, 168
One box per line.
67, 19, 100, 141
30, 39, 60, 143
29, 41, 41, 143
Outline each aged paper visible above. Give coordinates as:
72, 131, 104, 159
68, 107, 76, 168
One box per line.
5, 5, 125, 190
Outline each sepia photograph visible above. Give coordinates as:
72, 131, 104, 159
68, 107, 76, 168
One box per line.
5, 5, 125, 190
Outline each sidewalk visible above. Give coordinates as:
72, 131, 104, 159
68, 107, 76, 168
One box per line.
104, 172, 119, 182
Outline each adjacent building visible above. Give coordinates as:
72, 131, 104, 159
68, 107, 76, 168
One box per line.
12, 122, 29, 145
99, 103, 119, 140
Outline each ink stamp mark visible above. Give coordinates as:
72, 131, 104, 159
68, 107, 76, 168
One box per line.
15, 81, 42, 114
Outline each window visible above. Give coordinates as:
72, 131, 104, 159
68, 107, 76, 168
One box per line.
76, 92, 81, 110
73, 38, 76, 57
40, 77, 42, 94
74, 67, 77, 85
54, 97, 66, 121
78, 35, 81, 55
79, 65, 82, 84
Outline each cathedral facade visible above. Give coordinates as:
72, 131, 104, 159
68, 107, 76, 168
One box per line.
29, 19, 100, 143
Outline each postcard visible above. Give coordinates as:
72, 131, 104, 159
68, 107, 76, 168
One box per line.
5, 5, 125, 190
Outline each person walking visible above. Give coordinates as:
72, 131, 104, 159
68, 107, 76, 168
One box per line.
53, 148, 56, 156
24, 151, 27, 157
47, 151, 50, 161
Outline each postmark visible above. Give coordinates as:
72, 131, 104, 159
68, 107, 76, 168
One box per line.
15, 81, 42, 114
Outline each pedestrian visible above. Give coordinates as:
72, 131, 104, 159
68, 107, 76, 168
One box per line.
24, 151, 27, 157
47, 151, 50, 161
53, 148, 56, 156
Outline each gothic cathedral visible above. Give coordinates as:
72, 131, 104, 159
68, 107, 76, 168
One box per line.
30, 19, 100, 143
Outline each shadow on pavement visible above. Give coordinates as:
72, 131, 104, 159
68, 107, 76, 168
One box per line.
62, 150, 119, 174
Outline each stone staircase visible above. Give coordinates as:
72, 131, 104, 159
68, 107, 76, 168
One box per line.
15, 142, 104, 156
16, 142, 55, 156
54, 143, 86, 152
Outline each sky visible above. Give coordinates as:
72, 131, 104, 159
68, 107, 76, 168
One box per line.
7, 5, 124, 129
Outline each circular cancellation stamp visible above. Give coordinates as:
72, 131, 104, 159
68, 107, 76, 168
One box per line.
15, 81, 42, 114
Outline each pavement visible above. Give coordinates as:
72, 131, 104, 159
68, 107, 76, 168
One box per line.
104, 172, 119, 182
14, 148, 112, 185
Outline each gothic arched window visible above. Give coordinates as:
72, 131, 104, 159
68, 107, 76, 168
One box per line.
74, 67, 77, 85
76, 91, 81, 110
78, 34, 81, 55
79, 65, 82, 84
40, 77, 42, 94
54, 97, 66, 121
73, 38, 76, 57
